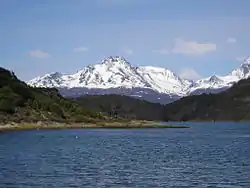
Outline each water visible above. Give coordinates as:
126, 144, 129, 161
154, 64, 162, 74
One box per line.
0, 123, 250, 188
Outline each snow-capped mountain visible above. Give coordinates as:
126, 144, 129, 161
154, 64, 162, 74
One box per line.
189, 57, 250, 94
28, 56, 192, 97
28, 56, 250, 104
29, 57, 147, 89
136, 66, 192, 96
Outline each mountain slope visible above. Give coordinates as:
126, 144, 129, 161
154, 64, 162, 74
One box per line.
164, 77, 250, 121
0, 67, 103, 123
136, 66, 192, 96
75, 94, 165, 121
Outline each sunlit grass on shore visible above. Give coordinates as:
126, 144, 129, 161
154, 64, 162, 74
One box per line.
0, 120, 189, 132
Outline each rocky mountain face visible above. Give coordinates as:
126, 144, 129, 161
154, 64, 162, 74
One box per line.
28, 56, 250, 104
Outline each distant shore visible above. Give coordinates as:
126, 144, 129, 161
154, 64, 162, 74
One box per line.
0, 120, 189, 132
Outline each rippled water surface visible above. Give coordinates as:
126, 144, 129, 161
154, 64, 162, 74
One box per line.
0, 123, 250, 187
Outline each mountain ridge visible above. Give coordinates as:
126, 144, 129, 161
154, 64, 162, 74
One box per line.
28, 56, 191, 95
28, 56, 250, 103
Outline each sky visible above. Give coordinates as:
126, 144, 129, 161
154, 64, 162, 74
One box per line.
1, 0, 250, 81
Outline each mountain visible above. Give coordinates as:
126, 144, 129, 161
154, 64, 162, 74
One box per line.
164, 77, 250, 122
189, 57, 250, 94
4, 65, 250, 122
0, 67, 104, 123
59, 87, 180, 104
75, 76, 250, 122
29, 57, 149, 89
28, 56, 191, 103
28, 56, 191, 95
74, 76, 250, 122
136, 66, 192, 96
28, 56, 250, 103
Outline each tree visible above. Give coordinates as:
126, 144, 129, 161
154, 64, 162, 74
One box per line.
50, 103, 65, 118
0, 99, 15, 113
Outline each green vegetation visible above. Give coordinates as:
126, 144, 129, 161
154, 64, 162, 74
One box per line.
0, 121, 189, 132
75, 78, 250, 122
164, 78, 250, 121
0, 67, 104, 124
75, 95, 165, 120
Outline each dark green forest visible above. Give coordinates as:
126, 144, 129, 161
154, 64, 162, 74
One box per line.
75, 95, 165, 120
164, 78, 250, 121
0, 67, 103, 123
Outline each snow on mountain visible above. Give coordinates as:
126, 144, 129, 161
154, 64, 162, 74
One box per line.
28, 56, 191, 96
136, 66, 192, 96
227, 57, 250, 81
28, 56, 250, 101
28, 72, 64, 88
29, 56, 149, 89
190, 57, 250, 94
189, 75, 228, 93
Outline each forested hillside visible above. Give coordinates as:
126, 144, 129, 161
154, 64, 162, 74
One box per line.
164, 78, 250, 121
75, 95, 165, 120
0, 67, 103, 123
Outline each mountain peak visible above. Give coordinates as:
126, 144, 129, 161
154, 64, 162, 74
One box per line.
101, 56, 130, 65
242, 57, 250, 65
230, 57, 250, 79
45, 72, 62, 78
209, 75, 220, 82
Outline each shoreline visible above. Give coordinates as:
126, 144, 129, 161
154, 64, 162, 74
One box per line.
0, 121, 189, 132
168, 120, 250, 123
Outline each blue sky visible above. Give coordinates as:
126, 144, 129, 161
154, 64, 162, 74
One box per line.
1, 0, 250, 81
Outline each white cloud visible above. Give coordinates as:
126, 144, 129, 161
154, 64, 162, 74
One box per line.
227, 37, 236, 43
28, 50, 51, 58
172, 39, 216, 55
74, 47, 89, 52
123, 49, 133, 55
153, 49, 169, 55
179, 68, 202, 80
